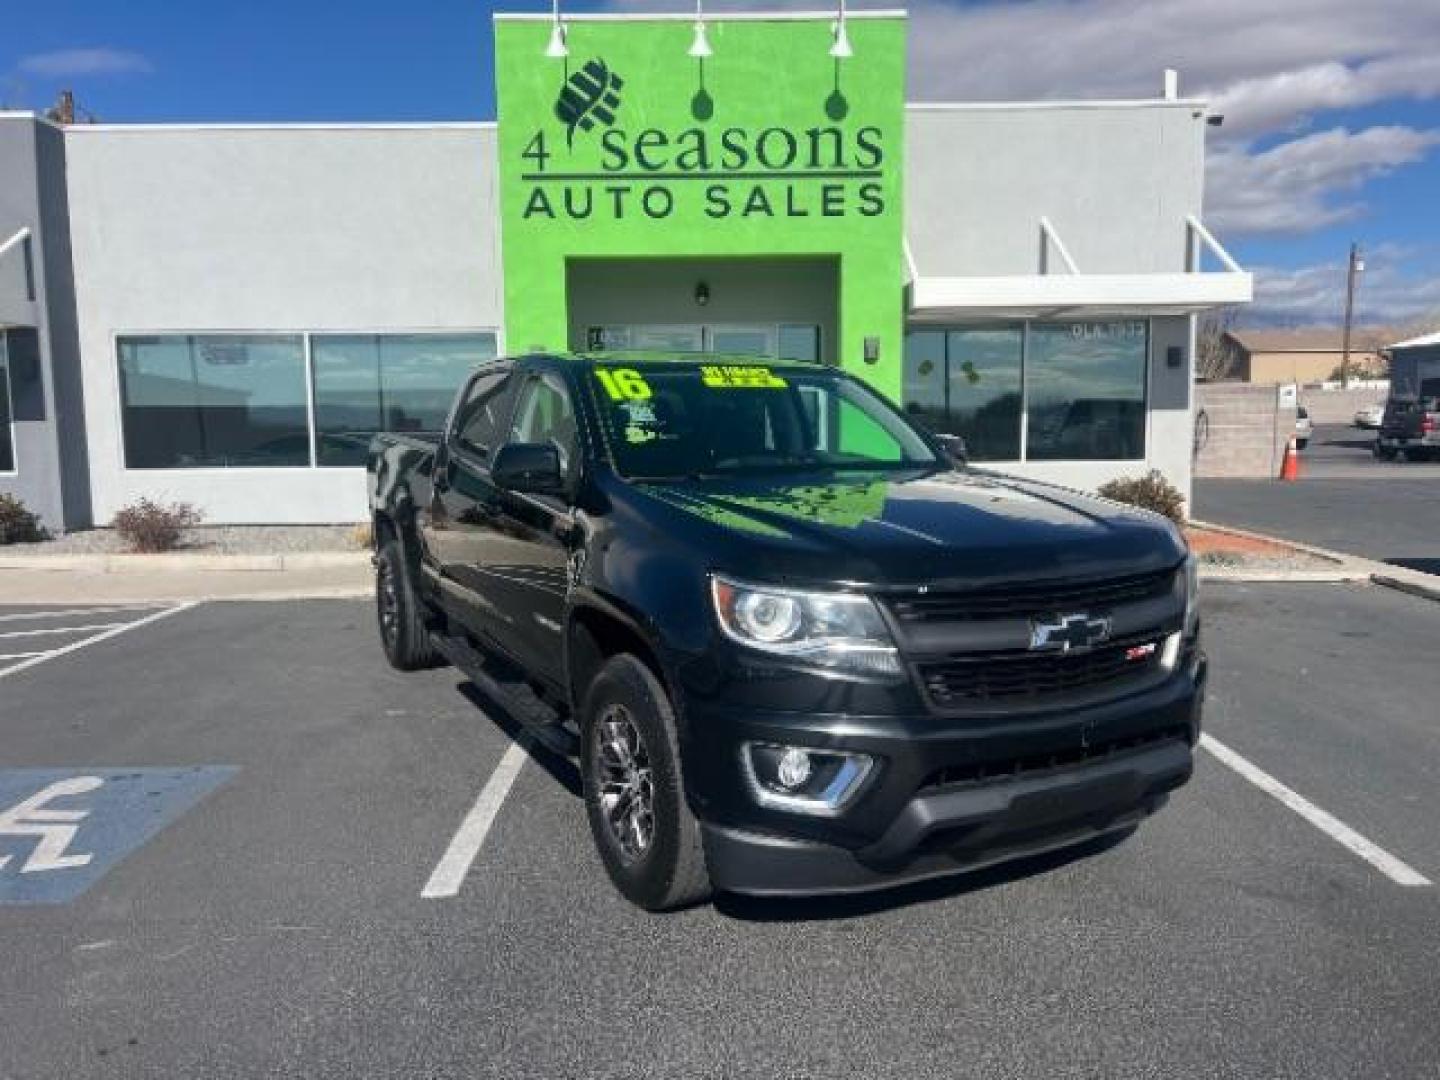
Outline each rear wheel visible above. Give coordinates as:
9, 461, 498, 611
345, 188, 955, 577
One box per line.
375, 536, 440, 671
1376, 443, 1397, 461
581, 654, 712, 911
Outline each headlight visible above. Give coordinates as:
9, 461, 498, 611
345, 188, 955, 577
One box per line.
711, 576, 902, 679
1183, 554, 1199, 636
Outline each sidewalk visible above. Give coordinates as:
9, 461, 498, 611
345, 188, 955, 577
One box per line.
0, 551, 371, 604
2, 528, 1434, 605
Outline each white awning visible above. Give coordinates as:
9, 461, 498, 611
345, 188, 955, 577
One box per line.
0, 226, 38, 329
907, 216, 1252, 321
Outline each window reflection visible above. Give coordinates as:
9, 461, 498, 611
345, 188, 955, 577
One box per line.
312, 334, 497, 466
118, 335, 309, 468
901, 327, 1022, 462
1026, 322, 1147, 461
902, 320, 1148, 462
0, 333, 13, 472
947, 328, 1022, 461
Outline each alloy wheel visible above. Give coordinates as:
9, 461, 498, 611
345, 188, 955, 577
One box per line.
594, 704, 656, 862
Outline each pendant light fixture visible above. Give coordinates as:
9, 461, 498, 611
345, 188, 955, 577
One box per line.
829, 0, 853, 59
688, 0, 714, 58
545, 0, 569, 58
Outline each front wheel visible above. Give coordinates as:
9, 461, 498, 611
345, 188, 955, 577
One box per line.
581, 654, 713, 911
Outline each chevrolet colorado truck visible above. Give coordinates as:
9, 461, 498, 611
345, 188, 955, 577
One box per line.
368, 353, 1204, 910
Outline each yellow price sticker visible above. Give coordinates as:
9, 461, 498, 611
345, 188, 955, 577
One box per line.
700, 364, 788, 389
594, 367, 653, 401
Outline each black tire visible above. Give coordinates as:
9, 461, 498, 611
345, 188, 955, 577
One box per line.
1376, 444, 1396, 461
581, 654, 712, 911
375, 536, 441, 671
1296, 438, 1309, 451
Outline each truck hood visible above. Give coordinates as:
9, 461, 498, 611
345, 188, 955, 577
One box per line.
629, 468, 1185, 588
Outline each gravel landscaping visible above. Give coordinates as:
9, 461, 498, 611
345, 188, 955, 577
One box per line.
1186, 525, 1338, 572
8, 525, 368, 556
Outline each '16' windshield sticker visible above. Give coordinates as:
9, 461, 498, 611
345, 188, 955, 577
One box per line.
700, 365, 788, 389
595, 368, 653, 402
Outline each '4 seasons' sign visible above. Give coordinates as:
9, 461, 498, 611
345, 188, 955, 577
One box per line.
519, 58, 887, 223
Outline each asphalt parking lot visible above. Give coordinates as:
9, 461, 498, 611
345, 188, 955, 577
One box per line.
2, 586, 1439, 1079
1196, 423, 1440, 575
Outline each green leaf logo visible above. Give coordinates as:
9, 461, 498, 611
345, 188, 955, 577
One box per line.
555, 59, 624, 147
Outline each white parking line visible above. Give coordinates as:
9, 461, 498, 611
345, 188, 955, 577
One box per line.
0, 605, 164, 623
1201, 734, 1432, 887
0, 603, 197, 682
422, 737, 532, 899
0, 623, 126, 639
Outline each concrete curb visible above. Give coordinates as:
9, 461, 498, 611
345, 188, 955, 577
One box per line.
0, 550, 369, 573
1191, 518, 1440, 599
1371, 573, 1440, 604
1197, 567, 1371, 583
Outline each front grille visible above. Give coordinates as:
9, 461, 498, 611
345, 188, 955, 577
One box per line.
919, 723, 1190, 792
917, 631, 1166, 709
887, 568, 1175, 623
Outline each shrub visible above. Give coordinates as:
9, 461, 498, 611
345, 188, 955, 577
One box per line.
1096, 470, 1187, 524
0, 494, 48, 545
111, 499, 203, 553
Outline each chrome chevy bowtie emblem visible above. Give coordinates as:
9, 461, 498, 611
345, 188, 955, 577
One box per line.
1029, 613, 1112, 653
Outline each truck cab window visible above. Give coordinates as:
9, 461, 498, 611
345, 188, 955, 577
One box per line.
509, 373, 579, 475
453, 369, 515, 462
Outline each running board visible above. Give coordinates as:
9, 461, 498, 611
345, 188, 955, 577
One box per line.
432, 632, 580, 758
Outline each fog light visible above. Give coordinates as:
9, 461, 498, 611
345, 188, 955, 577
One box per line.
742, 743, 874, 815
776, 748, 813, 790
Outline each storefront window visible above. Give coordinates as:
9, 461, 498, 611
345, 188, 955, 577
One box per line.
902, 330, 946, 433
118, 335, 309, 469
1025, 321, 1147, 461
901, 327, 1022, 461
312, 333, 497, 466
0, 332, 14, 472
904, 320, 1148, 463
947, 328, 1023, 461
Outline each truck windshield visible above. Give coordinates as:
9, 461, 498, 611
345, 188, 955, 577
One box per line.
588, 362, 941, 479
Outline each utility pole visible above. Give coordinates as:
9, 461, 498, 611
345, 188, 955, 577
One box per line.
1339, 242, 1364, 388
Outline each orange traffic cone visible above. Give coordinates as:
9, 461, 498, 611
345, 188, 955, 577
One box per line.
1279, 435, 1300, 481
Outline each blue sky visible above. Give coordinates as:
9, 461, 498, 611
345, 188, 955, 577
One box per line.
4, 0, 1438, 330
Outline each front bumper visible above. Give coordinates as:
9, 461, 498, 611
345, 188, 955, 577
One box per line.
683, 656, 1205, 897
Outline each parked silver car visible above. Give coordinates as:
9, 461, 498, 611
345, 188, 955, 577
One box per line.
1295, 405, 1312, 450
1354, 403, 1386, 429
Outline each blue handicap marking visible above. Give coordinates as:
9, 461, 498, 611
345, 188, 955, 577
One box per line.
0, 766, 237, 905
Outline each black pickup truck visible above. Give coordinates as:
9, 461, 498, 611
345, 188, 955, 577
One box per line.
368, 353, 1204, 910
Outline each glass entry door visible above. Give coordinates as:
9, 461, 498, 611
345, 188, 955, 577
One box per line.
588, 324, 817, 360
707, 325, 776, 357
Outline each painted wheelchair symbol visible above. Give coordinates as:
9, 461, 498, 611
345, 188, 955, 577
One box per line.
0, 776, 103, 874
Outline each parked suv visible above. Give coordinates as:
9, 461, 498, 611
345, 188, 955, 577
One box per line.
368, 353, 1205, 909
1375, 388, 1440, 461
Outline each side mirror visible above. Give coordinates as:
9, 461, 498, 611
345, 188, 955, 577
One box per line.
492, 442, 565, 495
934, 433, 969, 467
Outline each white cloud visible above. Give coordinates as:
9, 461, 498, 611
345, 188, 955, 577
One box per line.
18, 47, 152, 78
1209, 56, 1440, 140
1206, 126, 1440, 235
609, 0, 1440, 240
894, 0, 1440, 136
1250, 246, 1440, 328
